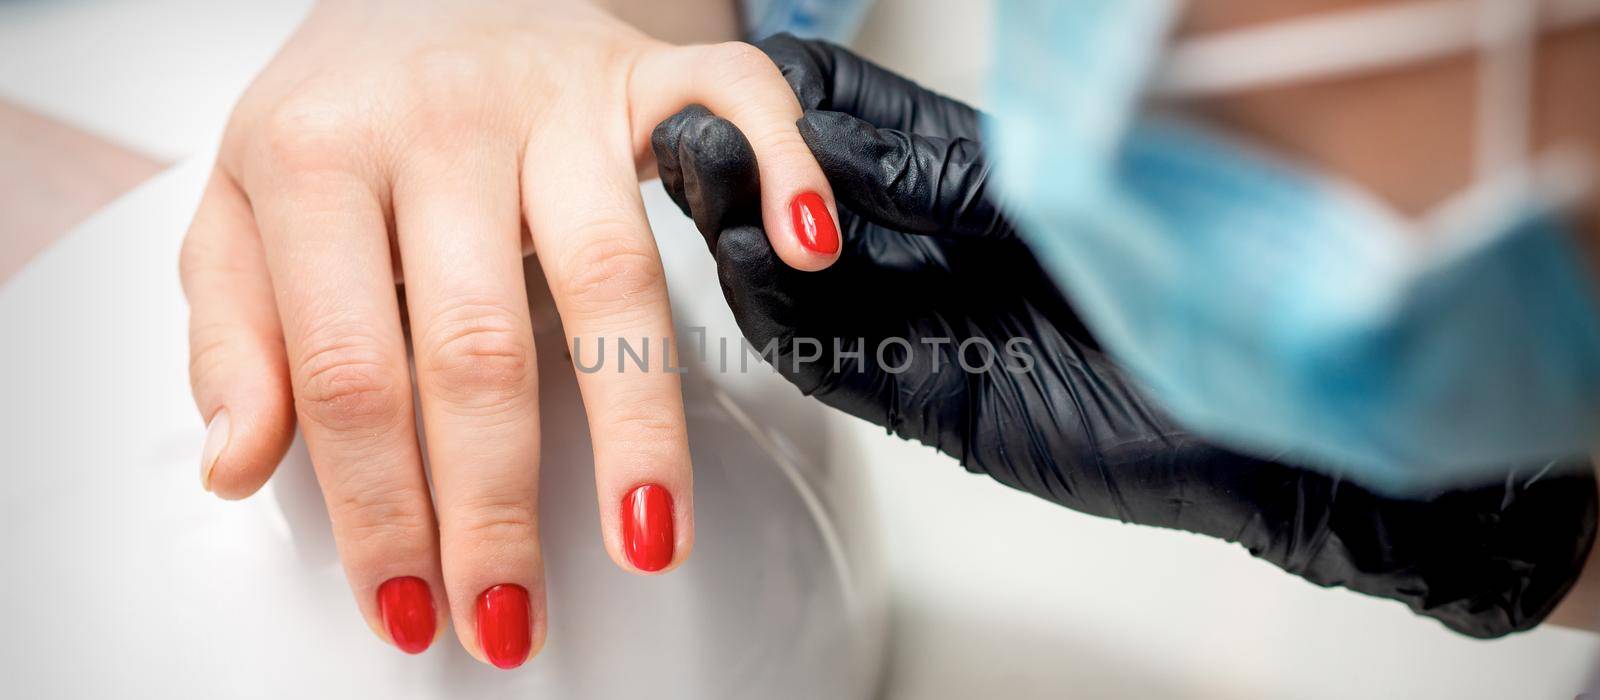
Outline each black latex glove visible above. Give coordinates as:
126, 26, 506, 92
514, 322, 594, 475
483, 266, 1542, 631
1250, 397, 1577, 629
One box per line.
651, 34, 1597, 639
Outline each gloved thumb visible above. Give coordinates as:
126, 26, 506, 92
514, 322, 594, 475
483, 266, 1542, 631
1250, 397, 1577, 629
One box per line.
651, 106, 810, 377
712, 225, 806, 359
797, 110, 1012, 239
651, 105, 763, 248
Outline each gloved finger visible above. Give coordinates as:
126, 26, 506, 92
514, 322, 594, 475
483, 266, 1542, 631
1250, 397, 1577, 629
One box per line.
632, 42, 843, 272
714, 221, 980, 437
713, 225, 801, 345
798, 110, 1011, 240
756, 33, 982, 139
650, 105, 696, 221
654, 104, 975, 281
710, 225, 827, 389
650, 105, 762, 248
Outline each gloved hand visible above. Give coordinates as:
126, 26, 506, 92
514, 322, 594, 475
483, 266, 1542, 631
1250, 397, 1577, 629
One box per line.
651, 34, 1599, 638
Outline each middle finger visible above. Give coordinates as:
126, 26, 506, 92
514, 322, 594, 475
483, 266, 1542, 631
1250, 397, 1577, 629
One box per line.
393, 136, 545, 670
524, 123, 695, 577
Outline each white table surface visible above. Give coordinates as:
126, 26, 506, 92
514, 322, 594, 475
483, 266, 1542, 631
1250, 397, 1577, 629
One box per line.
5, 1, 1599, 696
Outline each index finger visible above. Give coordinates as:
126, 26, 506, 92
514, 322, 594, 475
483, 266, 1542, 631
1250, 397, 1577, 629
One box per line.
631, 42, 842, 272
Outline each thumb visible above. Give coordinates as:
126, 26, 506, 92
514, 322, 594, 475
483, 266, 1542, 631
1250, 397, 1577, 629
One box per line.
711, 224, 853, 400
179, 170, 296, 499
798, 110, 1012, 240
712, 225, 804, 353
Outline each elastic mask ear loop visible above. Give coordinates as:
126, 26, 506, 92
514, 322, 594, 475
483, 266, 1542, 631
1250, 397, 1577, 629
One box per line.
1426, 0, 1595, 254
1157, 0, 1481, 99
1474, 0, 1537, 179
1435, 0, 1596, 238
1154, 0, 1600, 99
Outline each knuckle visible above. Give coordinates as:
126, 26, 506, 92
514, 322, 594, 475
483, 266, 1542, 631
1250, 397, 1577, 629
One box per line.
449, 494, 538, 546
255, 98, 361, 176
606, 402, 686, 456
399, 46, 500, 134
704, 41, 774, 82
179, 230, 255, 294
327, 477, 433, 557
187, 324, 240, 389
696, 43, 801, 150
404, 45, 498, 95
555, 226, 666, 319
754, 133, 816, 162
617, 411, 683, 446
419, 303, 535, 409
293, 332, 406, 433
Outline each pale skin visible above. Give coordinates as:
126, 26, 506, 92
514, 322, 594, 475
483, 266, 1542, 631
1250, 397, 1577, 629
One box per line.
6, 0, 1593, 663
178, 0, 841, 666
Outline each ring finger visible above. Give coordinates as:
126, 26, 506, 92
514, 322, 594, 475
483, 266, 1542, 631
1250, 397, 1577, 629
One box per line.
246, 157, 445, 657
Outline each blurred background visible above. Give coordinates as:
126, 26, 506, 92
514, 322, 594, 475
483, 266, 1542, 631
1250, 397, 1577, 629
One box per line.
2, 1, 1597, 697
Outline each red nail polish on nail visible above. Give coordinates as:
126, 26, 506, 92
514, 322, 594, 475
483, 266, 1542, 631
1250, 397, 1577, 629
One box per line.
477, 584, 532, 670
790, 191, 839, 255
622, 484, 675, 572
377, 576, 436, 655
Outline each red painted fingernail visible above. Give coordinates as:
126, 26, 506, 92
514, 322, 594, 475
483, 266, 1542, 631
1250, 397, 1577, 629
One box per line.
790, 191, 839, 255
476, 584, 532, 669
377, 576, 436, 655
379, 578, 441, 652
622, 484, 675, 572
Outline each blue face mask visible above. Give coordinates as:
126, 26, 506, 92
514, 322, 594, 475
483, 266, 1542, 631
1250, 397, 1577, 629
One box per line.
986, 0, 1600, 492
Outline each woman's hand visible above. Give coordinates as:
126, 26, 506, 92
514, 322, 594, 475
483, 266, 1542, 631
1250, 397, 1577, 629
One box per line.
178, 0, 839, 667
653, 34, 1600, 640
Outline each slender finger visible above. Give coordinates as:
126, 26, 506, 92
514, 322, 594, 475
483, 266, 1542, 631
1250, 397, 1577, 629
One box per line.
524, 126, 694, 575
632, 42, 842, 271
180, 169, 297, 499
797, 110, 1012, 239
246, 151, 444, 656
392, 138, 544, 669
